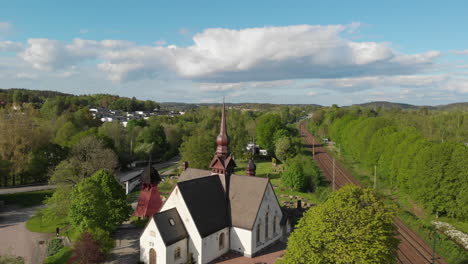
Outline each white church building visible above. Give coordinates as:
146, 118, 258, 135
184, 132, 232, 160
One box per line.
140, 103, 291, 264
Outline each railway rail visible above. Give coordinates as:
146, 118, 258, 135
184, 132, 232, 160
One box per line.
299, 122, 447, 264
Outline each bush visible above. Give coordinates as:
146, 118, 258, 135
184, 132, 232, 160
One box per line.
47, 238, 64, 256
89, 227, 115, 254
0, 254, 24, 264
69, 233, 105, 264
44, 246, 73, 264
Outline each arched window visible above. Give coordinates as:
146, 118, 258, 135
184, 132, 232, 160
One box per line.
174, 247, 181, 260
273, 215, 277, 235
265, 211, 269, 240
256, 220, 261, 244
219, 233, 225, 250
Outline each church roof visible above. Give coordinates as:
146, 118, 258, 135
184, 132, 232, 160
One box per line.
178, 169, 270, 231
229, 175, 269, 230
177, 175, 230, 237
153, 208, 188, 246
141, 164, 161, 184
179, 168, 213, 182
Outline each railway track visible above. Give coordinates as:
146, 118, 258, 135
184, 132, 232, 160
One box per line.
299, 122, 447, 264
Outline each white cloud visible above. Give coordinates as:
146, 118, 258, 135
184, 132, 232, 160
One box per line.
441, 77, 468, 93
304, 74, 449, 93
0, 41, 23, 52
198, 80, 293, 91
16, 24, 440, 83
19, 38, 135, 70
451, 50, 468, 55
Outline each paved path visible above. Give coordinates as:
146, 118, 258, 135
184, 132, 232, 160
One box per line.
105, 226, 143, 263
0, 205, 53, 264
0, 185, 56, 195
212, 241, 286, 264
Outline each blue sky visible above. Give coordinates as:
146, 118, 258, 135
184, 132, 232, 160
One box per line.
1, 0, 467, 105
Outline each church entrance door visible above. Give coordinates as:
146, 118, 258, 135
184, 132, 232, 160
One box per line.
149, 248, 157, 264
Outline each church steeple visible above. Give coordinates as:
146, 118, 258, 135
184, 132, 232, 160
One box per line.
216, 98, 230, 158
209, 99, 236, 176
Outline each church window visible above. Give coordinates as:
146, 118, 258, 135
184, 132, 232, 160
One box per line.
169, 218, 175, 226
256, 221, 261, 244
174, 247, 181, 260
273, 216, 277, 235
219, 233, 225, 250
265, 212, 269, 240
150, 231, 156, 237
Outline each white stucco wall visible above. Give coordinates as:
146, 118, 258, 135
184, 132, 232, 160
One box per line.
161, 186, 203, 264
140, 218, 167, 264
251, 182, 283, 255
165, 238, 188, 264
230, 227, 253, 256
202, 227, 230, 263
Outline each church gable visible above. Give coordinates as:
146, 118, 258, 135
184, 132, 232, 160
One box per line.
229, 175, 270, 230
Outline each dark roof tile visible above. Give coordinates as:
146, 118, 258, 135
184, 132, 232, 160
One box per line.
153, 208, 188, 246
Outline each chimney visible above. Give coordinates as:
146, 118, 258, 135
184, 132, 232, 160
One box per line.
297, 200, 302, 210
182, 161, 189, 171
246, 159, 256, 176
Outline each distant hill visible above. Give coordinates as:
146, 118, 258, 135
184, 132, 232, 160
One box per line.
351, 101, 424, 110
436, 102, 468, 111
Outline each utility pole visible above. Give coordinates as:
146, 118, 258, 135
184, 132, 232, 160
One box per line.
432, 212, 439, 264
333, 157, 336, 191
312, 137, 315, 158
374, 165, 377, 190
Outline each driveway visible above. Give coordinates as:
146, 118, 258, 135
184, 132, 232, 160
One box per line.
0, 185, 56, 195
105, 226, 143, 264
0, 205, 53, 264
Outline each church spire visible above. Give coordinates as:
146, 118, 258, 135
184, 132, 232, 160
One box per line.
216, 98, 230, 158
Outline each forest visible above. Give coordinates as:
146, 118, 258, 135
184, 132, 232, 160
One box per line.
0, 88, 313, 187
309, 105, 468, 222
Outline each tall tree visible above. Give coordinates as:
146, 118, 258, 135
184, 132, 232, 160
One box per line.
279, 185, 398, 264
49, 136, 118, 185
69, 169, 131, 232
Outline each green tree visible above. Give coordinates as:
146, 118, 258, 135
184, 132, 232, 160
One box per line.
69, 169, 131, 231
275, 137, 293, 162
282, 156, 309, 192
279, 185, 398, 264
256, 113, 283, 154
49, 136, 118, 185
54, 121, 78, 147
180, 129, 216, 169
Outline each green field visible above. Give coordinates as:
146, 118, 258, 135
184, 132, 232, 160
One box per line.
0, 190, 54, 207
235, 160, 328, 207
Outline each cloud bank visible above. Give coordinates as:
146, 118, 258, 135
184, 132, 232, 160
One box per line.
15, 24, 440, 83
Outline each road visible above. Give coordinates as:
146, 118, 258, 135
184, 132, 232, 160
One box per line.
0, 185, 56, 195
0, 205, 52, 264
299, 122, 447, 264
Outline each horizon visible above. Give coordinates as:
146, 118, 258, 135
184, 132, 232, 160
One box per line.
1, 1, 468, 105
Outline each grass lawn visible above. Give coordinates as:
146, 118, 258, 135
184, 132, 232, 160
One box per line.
235, 160, 327, 207
44, 246, 73, 264
26, 211, 80, 241
158, 178, 177, 198
0, 190, 54, 207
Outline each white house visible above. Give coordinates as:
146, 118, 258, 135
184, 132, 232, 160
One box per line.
140, 103, 290, 264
